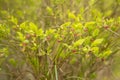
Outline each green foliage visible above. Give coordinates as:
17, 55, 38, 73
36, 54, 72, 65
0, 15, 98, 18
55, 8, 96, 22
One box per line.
1, 17, 118, 79
0, 24, 10, 40
0, 0, 120, 80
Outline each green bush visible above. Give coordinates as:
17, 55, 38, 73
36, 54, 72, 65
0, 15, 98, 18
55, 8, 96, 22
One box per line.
0, 0, 120, 80
0, 15, 119, 80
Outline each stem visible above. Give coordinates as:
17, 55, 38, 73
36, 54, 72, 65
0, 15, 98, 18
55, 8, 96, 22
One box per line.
54, 65, 58, 80
108, 28, 120, 37
66, 76, 83, 79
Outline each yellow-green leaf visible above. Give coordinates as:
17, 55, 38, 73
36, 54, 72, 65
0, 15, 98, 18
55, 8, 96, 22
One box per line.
68, 12, 76, 19
91, 47, 99, 56
46, 6, 54, 15
102, 50, 112, 58
91, 39, 104, 46
92, 29, 100, 37
73, 39, 85, 47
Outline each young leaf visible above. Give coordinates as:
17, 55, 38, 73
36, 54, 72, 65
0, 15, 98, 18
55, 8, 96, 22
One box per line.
85, 21, 96, 32
102, 49, 112, 59
20, 22, 28, 30
17, 32, 25, 41
92, 29, 100, 37
91, 47, 99, 56
37, 28, 44, 37
29, 22, 38, 33
73, 39, 85, 47
68, 12, 76, 19
91, 38, 104, 46
10, 16, 18, 25
46, 6, 54, 15
83, 46, 89, 53
60, 22, 71, 28
46, 29, 56, 35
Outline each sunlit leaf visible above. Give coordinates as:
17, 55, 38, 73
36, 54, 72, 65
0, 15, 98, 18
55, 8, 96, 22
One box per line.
68, 12, 76, 19
91, 38, 104, 46
10, 16, 18, 25
60, 22, 71, 28
91, 47, 99, 56
29, 22, 38, 33
92, 29, 100, 37
17, 32, 25, 41
73, 39, 85, 47
102, 49, 112, 58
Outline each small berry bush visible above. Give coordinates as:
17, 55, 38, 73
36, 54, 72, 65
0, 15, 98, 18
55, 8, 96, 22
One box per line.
0, 15, 120, 80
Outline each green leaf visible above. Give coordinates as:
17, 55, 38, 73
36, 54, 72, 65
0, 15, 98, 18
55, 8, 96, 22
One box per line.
37, 28, 44, 36
68, 12, 76, 19
59, 52, 66, 59
60, 22, 71, 28
85, 21, 96, 27
91, 47, 99, 56
85, 21, 96, 32
46, 29, 56, 35
84, 36, 92, 45
0, 24, 10, 38
72, 23, 83, 30
92, 29, 100, 37
83, 46, 89, 53
46, 6, 54, 15
29, 22, 38, 33
91, 38, 104, 46
20, 22, 28, 30
54, 33, 59, 38
10, 16, 18, 25
102, 50, 112, 58
17, 32, 25, 41
73, 39, 85, 47
63, 43, 72, 49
